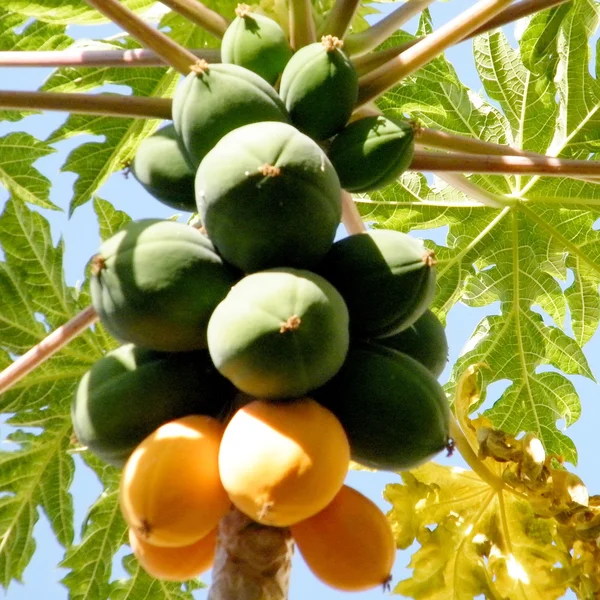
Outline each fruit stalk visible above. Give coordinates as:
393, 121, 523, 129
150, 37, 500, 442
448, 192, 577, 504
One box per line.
159, 0, 230, 39
84, 0, 199, 75
0, 305, 98, 396
208, 508, 293, 600
352, 0, 569, 75
357, 0, 513, 106
289, 0, 317, 49
341, 190, 367, 234
344, 0, 435, 56
0, 91, 172, 119
316, 0, 361, 39
410, 148, 600, 178
0, 48, 220, 67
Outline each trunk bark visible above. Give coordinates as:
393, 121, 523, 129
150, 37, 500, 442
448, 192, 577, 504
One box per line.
208, 508, 294, 600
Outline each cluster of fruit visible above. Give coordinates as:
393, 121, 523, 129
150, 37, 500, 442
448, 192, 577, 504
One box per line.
71, 7, 452, 592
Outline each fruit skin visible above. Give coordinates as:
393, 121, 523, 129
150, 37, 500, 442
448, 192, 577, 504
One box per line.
279, 36, 358, 140
196, 121, 341, 273
207, 268, 350, 399
328, 116, 414, 192
71, 344, 235, 467
291, 485, 395, 591
129, 527, 217, 581
318, 229, 436, 337
120, 415, 231, 547
221, 9, 292, 85
218, 398, 350, 526
130, 124, 196, 211
90, 219, 240, 352
372, 309, 448, 378
172, 63, 289, 168
315, 343, 450, 471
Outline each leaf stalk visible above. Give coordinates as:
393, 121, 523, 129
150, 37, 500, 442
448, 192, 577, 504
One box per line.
357, 0, 513, 106
289, 0, 317, 49
84, 0, 199, 75
0, 91, 172, 119
0, 306, 98, 396
344, 0, 435, 56
341, 190, 367, 234
316, 0, 361, 39
159, 0, 230, 39
0, 48, 220, 68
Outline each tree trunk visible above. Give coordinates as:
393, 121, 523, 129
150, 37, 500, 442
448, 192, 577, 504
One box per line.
208, 508, 294, 600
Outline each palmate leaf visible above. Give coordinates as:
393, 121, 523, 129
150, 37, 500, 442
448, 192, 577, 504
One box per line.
385, 368, 595, 599
361, 3, 600, 462
2, 0, 156, 26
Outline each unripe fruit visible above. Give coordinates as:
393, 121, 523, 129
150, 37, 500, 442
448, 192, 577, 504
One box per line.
291, 485, 396, 591
219, 399, 350, 526
129, 527, 217, 581
279, 36, 358, 140
221, 6, 292, 84
120, 415, 230, 547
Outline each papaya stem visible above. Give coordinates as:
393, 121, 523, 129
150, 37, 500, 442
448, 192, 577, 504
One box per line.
0, 90, 172, 119
344, 0, 435, 56
352, 0, 569, 76
356, 0, 512, 106
208, 508, 293, 600
417, 127, 600, 184
159, 0, 230, 39
410, 148, 600, 179
0, 48, 220, 67
448, 418, 505, 492
84, 0, 199, 75
316, 0, 361, 40
0, 306, 98, 396
341, 190, 367, 234
289, 0, 317, 49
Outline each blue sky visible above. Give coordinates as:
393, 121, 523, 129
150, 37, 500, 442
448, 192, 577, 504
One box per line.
2, 1, 599, 599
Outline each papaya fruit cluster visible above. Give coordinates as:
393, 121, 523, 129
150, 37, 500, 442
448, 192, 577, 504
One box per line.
72, 8, 452, 592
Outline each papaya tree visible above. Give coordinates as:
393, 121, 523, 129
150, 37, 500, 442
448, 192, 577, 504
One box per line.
2, 0, 600, 598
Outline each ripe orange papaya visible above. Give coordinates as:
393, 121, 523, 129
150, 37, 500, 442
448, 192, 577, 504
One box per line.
218, 399, 350, 527
291, 485, 396, 591
120, 415, 230, 547
129, 527, 217, 581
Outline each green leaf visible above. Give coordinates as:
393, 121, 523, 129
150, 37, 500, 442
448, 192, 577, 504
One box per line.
3, 0, 156, 25
94, 197, 131, 241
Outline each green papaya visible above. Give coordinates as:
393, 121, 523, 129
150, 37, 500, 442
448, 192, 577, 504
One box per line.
72, 344, 235, 467
130, 124, 196, 212
90, 219, 240, 352
196, 121, 342, 272
372, 309, 448, 378
279, 36, 358, 140
172, 62, 289, 168
328, 116, 414, 192
318, 229, 436, 337
221, 5, 292, 85
207, 268, 350, 399
314, 343, 450, 470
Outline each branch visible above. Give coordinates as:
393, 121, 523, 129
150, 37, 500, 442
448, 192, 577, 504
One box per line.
0, 48, 220, 67
352, 0, 568, 77
410, 148, 600, 178
357, 0, 513, 106
289, 0, 317, 49
84, 0, 199, 75
159, 0, 230, 39
344, 0, 435, 56
316, 0, 361, 39
0, 90, 172, 119
208, 508, 293, 600
0, 306, 98, 396
341, 189, 367, 234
